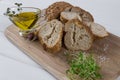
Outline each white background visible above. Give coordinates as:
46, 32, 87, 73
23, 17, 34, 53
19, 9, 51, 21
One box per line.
0, 0, 120, 80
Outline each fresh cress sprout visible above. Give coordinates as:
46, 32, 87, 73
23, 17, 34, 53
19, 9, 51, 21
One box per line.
66, 52, 102, 80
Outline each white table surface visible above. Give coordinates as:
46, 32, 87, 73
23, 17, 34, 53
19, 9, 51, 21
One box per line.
0, 0, 120, 80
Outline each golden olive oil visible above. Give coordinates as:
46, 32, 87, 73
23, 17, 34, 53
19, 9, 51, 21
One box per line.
10, 12, 38, 30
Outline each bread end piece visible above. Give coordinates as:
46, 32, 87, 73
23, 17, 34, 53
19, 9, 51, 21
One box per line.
46, 1, 73, 21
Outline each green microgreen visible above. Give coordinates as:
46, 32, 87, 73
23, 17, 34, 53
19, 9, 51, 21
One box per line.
66, 52, 102, 80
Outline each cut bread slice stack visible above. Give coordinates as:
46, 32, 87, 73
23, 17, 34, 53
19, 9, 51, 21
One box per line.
37, 2, 109, 53
60, 6, 108, 38
38, 19, 63, 53
64, 19, 93, 51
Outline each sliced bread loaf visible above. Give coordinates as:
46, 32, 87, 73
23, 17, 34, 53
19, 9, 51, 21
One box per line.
64, 19, 93, 51
38, 19, 63, 53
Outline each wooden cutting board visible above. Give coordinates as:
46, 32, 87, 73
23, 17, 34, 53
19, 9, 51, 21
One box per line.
4, 25, 120, 80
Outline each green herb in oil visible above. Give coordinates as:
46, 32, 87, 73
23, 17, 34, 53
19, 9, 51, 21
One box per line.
4, 3, 22, 16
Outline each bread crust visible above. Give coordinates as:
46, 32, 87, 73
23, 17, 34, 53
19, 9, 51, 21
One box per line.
46, 1, 73, 21
60, 14, 68, 23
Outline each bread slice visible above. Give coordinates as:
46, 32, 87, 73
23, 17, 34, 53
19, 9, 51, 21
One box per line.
64, 6, 83, 15
89, 22, 108, 38
38, 19, 63, 53
60, 11, 82, 23
64, 19, 93, 51
72, 6, 94, 22
61, 6, 94, 23
46, 1, 72, 21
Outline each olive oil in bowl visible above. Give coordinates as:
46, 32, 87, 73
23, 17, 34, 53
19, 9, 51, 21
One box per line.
10, 12, 38, 30
5, 6, 41, 36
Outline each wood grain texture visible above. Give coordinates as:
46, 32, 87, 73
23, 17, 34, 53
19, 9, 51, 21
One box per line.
4, 25, 120, 80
